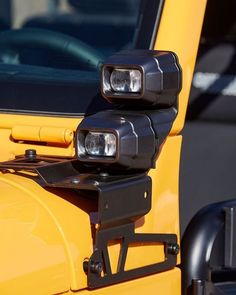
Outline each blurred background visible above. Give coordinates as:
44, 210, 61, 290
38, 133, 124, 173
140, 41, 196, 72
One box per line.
180, 0, 236, 235
0, 0, 71, 28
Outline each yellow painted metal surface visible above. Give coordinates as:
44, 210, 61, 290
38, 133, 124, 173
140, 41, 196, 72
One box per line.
11, 125, 73, 145
0, 114, 81, 161
0, 173, 93, 294
69, 268, 181, 295
155, 0, 207, 134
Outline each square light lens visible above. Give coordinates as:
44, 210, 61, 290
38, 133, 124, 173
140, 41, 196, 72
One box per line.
110, 69, 141, 93
103, 68, 142, 94
82, 132, 116, 157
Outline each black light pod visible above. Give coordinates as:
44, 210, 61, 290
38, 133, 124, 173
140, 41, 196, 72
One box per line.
76, 110, 157, 172
76, 50, 182, 173
101, 50, 181, 107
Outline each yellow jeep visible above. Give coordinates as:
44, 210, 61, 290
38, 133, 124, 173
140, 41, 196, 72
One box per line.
0, 0, 235, 294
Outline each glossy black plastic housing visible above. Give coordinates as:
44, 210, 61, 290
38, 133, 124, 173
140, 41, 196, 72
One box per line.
101, 50, 182, 107
181, 199, 236, 295
76, 110, 157, 171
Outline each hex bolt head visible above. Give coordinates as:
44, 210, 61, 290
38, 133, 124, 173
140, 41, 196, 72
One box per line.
167, 243, 180, 255
83, 260, 103, 275
25, 149, 37, 161
90, 262, 103, 274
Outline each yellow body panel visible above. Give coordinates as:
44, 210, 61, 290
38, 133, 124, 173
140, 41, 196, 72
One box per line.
0, 115, 80, 160
0, 0, 208, 294
0, 137, 181, 294
0, 173, 92, 294
11, 125, 73, 145
155, 0, 207, 134
70, 268, 181, 295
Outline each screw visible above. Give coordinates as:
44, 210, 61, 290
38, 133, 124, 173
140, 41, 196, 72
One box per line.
83, 261, 103, 275
25, 149, 37, 161
90, 262, 103, 274
167, 243, 180, 255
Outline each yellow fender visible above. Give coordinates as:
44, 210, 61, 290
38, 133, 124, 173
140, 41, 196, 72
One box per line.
0, 173, 92, 294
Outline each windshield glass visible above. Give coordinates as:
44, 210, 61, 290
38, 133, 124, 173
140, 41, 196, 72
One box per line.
0, 0, 162, 116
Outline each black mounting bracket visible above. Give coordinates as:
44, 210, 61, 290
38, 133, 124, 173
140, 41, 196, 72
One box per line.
0, 155, 152, 226
84, 222, 178, 289
0, 153, 179, 288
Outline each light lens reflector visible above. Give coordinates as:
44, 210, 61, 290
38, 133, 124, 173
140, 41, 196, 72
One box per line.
85, 132, 116, 157
110, 69, 141, 93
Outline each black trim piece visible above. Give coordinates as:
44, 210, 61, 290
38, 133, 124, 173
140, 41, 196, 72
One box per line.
135, 0, 164, 50
149, 0, 165, 49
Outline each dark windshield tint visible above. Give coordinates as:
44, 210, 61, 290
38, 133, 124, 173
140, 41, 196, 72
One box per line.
0, 0, 163, 116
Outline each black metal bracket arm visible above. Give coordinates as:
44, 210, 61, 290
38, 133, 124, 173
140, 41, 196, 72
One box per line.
84, 222, 178, 289
0, 154, 152, 226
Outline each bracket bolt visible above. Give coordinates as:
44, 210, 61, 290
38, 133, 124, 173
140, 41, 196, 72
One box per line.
90, 262, 103, 274
83, 261, 103, 275
25, 149, 37, 161
167, 243, 180, 255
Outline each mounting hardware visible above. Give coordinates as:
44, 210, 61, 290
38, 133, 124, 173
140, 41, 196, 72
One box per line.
25, 149, 37, 161
86, 222, 178, 289
167, 243, 180, 255
84, 261, 103, 275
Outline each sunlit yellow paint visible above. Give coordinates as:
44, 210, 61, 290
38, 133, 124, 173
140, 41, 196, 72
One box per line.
125, 243, 165, 270
155, 0, 207, 133
148, 136, 182, 266
11, 125, 73, 145
0, 173, 93, 294
0, 114, 81, 160
69, 268, 181, 295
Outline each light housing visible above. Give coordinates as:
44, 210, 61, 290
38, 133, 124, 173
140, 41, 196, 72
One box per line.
76, 110, 157, 171
101, 50, 182, 107
76, 50, 182, 172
